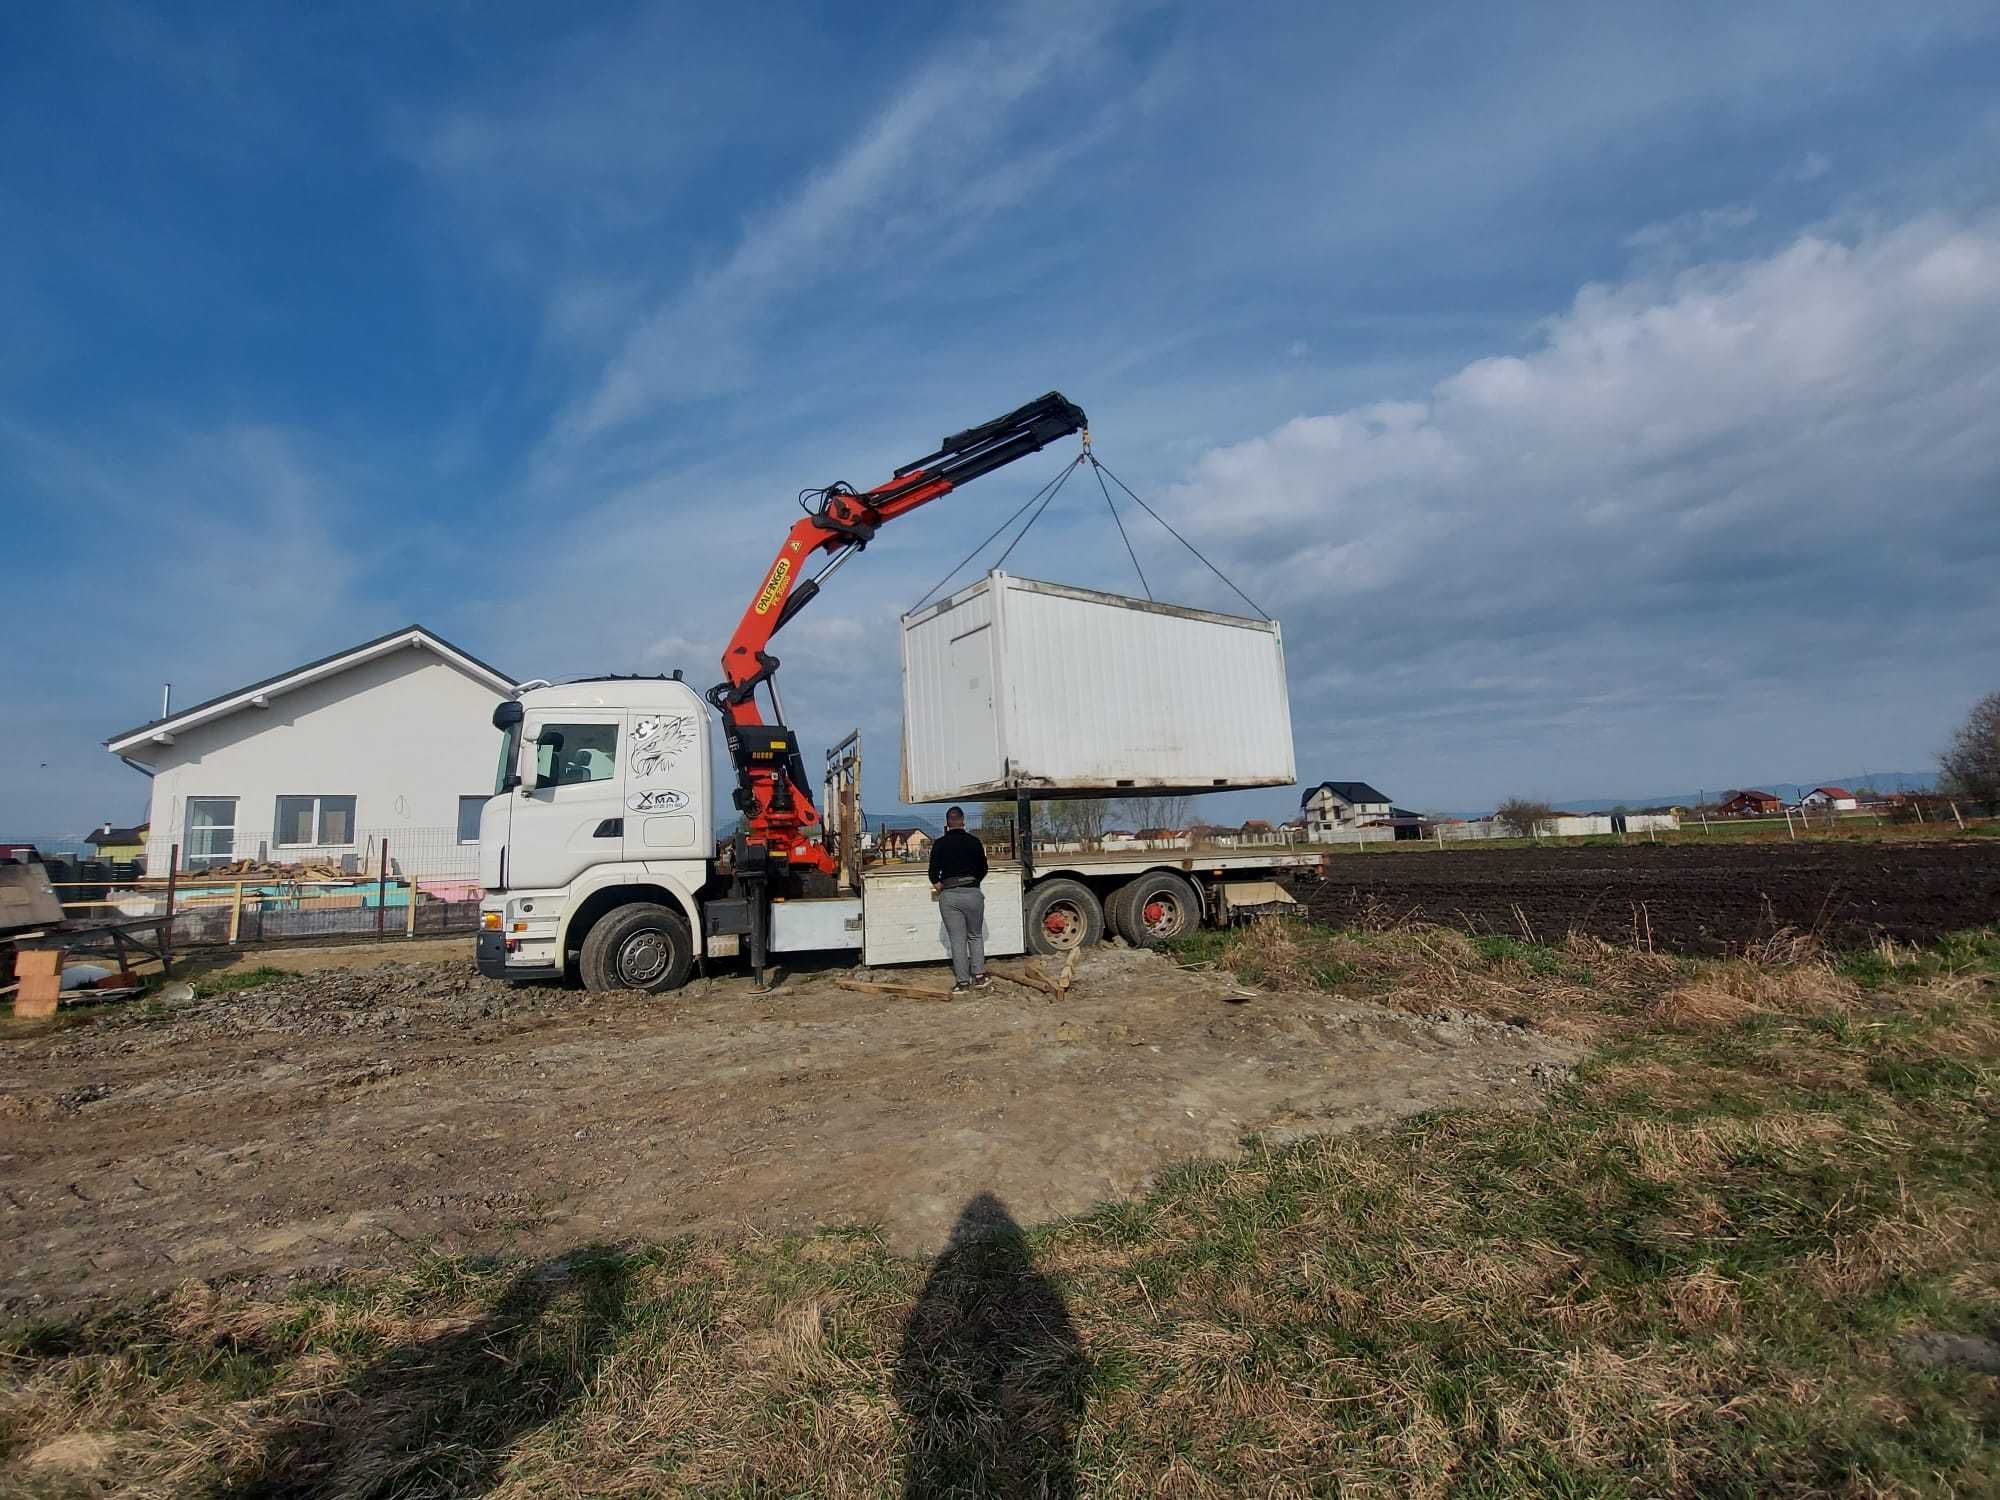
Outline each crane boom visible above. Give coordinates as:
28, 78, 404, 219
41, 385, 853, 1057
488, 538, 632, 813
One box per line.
708, 392, 1087, 879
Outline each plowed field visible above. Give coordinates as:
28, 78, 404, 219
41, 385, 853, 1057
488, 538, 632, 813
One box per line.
1298, 840, 2000, 952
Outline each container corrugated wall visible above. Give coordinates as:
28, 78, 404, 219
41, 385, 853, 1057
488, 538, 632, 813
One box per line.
900, 572, 1295, 801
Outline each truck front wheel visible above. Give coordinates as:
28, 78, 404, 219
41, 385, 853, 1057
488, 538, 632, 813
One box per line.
1024, 878, 1104, 956
580, 903, 694, 994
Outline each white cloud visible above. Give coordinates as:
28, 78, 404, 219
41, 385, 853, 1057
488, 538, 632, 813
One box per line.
0, 421, 373, 833
1155, 211, 2000, 804
547, 1, 1121, 456
1623, 203, 1759, 252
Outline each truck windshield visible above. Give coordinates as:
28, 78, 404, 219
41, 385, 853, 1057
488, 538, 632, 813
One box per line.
493, 723, 521, 795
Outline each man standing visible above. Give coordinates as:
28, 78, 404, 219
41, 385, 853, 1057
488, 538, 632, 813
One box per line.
929, 805, 990, 994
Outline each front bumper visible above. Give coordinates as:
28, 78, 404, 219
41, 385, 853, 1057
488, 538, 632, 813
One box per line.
476, 929, 562, 983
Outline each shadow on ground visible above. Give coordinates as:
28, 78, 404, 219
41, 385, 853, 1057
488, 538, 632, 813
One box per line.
214, 1244, 636, 1498
203, 1198, 1085, 1496
895, 1192, 1088, 1498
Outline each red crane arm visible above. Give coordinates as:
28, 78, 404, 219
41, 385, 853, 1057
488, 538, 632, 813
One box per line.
708, 392, 1087, 875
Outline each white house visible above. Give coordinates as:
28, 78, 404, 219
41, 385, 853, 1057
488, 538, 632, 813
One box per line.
1300, 781, 1394, 839
1798, 786, 1860, 811
104, 625, 516, 880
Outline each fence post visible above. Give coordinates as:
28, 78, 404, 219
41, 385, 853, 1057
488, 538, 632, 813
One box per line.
164, 844, 178, 971
1951, 801, 1965, 831
405, 879, 417, 939
376, 841, 389, 941
228, 880, 244, 945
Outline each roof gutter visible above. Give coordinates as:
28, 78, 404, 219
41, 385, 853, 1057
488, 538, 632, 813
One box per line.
118, 755, 156, 780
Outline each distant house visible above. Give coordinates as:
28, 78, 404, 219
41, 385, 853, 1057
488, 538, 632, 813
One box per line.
103, 624, 517, 877
86, 822, 148, 862
1301, 781, 1393, 839
1798, 786, 1859, 811
1100, 829, 1140, 851
1237, 818, 1283, 846
1186, 822, 1238, 847
879, 827, 932, 860
1717, 789, 1783, 817
1134, 827, 1191, 849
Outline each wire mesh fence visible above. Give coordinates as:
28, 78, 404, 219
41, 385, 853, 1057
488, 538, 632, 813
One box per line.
16, 826, 484, 952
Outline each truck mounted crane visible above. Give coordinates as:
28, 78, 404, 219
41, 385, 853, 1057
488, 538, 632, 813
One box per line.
706, 392, 1086, 886
477, 391, 1314, 993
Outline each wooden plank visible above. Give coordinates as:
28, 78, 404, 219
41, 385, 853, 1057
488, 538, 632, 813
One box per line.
1055, 947, 1079, 996
13, 948, 63, 979
834, 977, 955, 1002
986, 960, 1056, 995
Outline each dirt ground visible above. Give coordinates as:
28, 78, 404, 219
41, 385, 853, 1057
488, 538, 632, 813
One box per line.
0, 944, 1574, 1317
1302, 838, 2000, 951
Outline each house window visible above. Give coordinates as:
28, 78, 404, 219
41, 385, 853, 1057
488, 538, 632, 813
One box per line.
274, 795, 357, 847
457, 795, 486, 844
184, 798, 237, 868
535, 723, 618, 787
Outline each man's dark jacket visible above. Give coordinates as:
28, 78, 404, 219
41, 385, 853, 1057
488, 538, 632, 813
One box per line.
929, 828, 988, 887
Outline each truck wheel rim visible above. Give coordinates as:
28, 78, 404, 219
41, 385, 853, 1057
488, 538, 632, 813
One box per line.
1142, 892, 1184, 936
1042, 903, 1084, 948
618, 930, 670, 985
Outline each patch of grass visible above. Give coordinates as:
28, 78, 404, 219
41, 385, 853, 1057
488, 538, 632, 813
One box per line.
1839, 928, 2000, 989
187, 964, 292, 998
4, 929, 1998, 1496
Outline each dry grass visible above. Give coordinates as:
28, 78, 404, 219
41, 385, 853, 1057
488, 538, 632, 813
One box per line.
4, 923, 1998, 1497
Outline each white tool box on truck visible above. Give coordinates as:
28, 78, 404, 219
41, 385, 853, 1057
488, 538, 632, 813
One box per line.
899, 571, 1295, 803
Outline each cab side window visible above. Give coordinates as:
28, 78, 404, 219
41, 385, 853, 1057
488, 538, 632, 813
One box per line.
535, 723, 619, 787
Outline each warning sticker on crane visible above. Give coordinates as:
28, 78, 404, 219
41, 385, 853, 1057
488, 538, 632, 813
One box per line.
754, 557, 792, 614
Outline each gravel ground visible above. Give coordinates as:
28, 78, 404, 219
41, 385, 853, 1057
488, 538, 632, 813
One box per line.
0, 948, 1578, 1317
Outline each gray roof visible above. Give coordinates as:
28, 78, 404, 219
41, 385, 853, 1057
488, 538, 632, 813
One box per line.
106, 624, 514, 749
1301, 780, 1392, 808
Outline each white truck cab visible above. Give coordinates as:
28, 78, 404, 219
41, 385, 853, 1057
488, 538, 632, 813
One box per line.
477, 675, 715, 989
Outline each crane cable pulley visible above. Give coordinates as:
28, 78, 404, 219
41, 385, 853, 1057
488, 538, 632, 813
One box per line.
909, 441, 1269, 621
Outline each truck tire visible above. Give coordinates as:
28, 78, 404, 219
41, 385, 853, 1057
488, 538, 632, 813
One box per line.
1113, 871, 1202, 946
1104, 880, 1137, 944
1024, 878, 1104, 956
580, 902, 693, 994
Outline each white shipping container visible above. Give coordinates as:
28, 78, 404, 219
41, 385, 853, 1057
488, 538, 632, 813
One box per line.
900, 571, 1296, 802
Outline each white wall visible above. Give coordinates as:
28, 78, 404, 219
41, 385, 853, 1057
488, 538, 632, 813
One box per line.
130, 647, 507, 878
1307, 825, 1395, 845
1437, 813, 1680, 841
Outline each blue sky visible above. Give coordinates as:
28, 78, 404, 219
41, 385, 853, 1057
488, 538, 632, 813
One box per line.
6, 1, 2000, 835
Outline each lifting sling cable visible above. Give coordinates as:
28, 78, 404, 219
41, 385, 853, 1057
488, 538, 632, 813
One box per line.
1090, 456, 1152, 601
1088, 454, 1270, 620
991, 449, 1084, 572
909, 452, 1085, 613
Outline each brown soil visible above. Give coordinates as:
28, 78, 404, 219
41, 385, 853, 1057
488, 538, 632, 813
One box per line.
1300, 839, 2000, 952
0, 947, 1573, 1318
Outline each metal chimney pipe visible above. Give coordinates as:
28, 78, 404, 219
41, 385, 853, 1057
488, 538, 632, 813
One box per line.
161, 682, 172, 719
